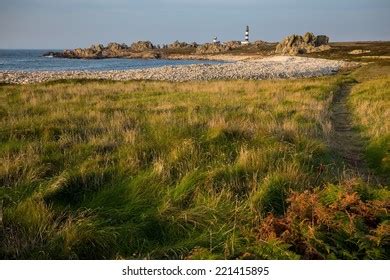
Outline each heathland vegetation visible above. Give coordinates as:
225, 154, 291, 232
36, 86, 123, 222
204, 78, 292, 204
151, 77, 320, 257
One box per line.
0, 61, 389, 259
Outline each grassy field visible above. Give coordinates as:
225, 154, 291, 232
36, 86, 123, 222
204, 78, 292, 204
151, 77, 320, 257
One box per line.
0, 63, 389, 259
349, 65, 390, 175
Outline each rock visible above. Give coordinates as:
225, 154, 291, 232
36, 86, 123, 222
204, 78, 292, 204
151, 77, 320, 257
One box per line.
168, 41, 189, 49
90, 44, 104, 52
196, 43, 223, 54
252, 40, 267, 47
189, 42, 199, 48
196, 41, 242, 54
107, 42, 127, 51
276, 32, 330, 55
49, 41, 159, 59
44, 38, 273, 59
130, 41, 155, 52
102, 43, 131, 57
198, 43, 226, 54
74, 47, 99, 58
303, 32, 316, 44
172, 41, 198, 49
224, 41, 242, 49
315, 35, 329, 47
349, 49, 371, 55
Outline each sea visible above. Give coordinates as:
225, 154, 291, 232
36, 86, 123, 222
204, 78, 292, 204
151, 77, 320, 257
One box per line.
0, 49, 222, 72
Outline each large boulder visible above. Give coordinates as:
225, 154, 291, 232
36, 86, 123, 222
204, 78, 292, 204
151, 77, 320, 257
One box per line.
224, 41, 242, 49
196, 41, 242, 54
167, 41, 198, 49
90, 44, 104, 52
252, 40, 267, 47
196, 43, 225, 54
101, 43, 130, 57
107, 42, 128, 51
303, 32, 315, 44
276, 32, 330, 55
130, 41, 155, 52
314, 35, 329, 47
73, 47, 100, 58
168, 41, 188, 49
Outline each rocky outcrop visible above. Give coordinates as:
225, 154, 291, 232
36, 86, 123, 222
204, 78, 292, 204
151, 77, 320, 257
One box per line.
44, 38, 274, 59
314, 35, 329, 47
101, 43, 128, 57
45, 41, 160, 59
252, 40, 268, 47
196, 43, 225, 54
195, 40, 272, 54
276, 32, 331, 55
130, 41, 155, 52
168, 41, 198, 49
196, 41, 243, 54
107, 42, 128, 51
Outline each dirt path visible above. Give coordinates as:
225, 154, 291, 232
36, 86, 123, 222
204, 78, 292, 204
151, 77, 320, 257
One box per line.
329, 83, 377, 182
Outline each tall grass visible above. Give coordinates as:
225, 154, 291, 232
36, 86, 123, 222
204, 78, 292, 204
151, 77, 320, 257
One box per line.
349, 70, 390, 175
0, 70, 388, 259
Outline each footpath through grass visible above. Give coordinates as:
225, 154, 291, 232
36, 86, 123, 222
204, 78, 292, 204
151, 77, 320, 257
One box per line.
0, 66, 389, 259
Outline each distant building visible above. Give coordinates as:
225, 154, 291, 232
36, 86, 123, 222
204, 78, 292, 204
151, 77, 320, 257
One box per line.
241, 26, 250, 45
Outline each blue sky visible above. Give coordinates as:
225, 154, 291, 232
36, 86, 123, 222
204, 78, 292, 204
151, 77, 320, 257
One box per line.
1, 0, 389, 49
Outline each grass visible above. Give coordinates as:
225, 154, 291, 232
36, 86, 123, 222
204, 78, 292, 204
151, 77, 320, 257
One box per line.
0, 64, 389, 259
349, 64, 390, 175
305, 41, 390, 62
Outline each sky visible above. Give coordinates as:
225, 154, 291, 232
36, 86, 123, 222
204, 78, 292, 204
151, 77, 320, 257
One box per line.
1, 0, 389, 49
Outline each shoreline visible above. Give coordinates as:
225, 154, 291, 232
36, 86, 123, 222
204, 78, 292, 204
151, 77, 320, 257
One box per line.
0, 56, 357, 84
164, 54, 268, 62
47, 53, 262, 62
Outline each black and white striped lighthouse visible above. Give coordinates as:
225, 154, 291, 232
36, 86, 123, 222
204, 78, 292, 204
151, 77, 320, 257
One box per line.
242, 26, 250, 45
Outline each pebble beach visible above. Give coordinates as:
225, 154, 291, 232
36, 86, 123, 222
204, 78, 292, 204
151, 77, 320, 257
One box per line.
0, 56, 354, 84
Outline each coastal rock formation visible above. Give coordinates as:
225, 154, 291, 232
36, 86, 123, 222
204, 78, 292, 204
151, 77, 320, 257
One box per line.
252, 40, 268, 47
45, 41, 161, 59
196, 41, 243, 54
101, 43, 128, 57
314, 35, 329, 46
195, 40, 270, 55
168, 41, 198, 49
44, 39, 275, 59
196, 43, 224, 54
276, 32, 331, 55
224, 41, 242, 49
71, 45, 104, 58
130, 41, 155, 52
107, 42, 128, 51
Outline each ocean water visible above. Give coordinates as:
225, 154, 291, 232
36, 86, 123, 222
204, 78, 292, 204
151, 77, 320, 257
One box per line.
0, 49, 223, 71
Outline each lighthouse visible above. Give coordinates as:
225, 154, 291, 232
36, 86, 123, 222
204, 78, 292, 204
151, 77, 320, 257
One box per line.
241, 26, 250, 45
